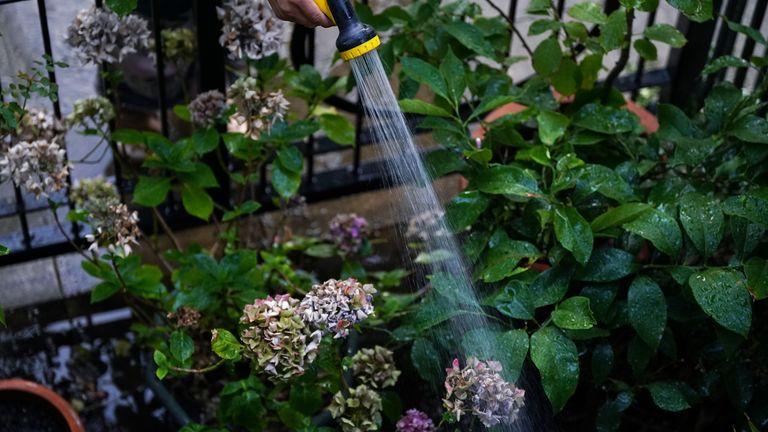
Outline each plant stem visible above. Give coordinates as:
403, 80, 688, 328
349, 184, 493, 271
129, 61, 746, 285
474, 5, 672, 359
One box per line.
169, 359, 226, 374
483, 0, 534, 57
152, 207, 183, 251
49, 203, 91, 261
603, 8, 635, 95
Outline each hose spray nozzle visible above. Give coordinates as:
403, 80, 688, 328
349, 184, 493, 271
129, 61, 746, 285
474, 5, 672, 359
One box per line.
313, 0, 379, 61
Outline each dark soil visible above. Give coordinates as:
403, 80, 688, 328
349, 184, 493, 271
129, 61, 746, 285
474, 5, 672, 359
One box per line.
0, 391, 68, 432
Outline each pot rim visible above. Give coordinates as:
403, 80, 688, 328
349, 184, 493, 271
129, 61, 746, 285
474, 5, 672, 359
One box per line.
0, 378, 85, 432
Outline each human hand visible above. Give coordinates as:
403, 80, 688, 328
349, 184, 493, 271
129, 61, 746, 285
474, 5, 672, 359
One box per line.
267, 0, 334, 28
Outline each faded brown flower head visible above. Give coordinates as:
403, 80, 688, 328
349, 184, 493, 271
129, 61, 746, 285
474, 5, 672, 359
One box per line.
188, 90, 226, 127
227, 77, 289, 135
329, 384, 383, 432
84, 203, 141, 256
167, 306, 202, 328
299, 278, 376, 339
66, 6, 151, 65
0, 138, 69, 198
240, 294, 322, 380
349, 345, 401, 389
18, 107, 67, 142
216, 0, 283, 60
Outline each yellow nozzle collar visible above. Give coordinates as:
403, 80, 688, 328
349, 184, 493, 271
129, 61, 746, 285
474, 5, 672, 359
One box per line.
339, 34, 380, 60
314, 0, 336, 24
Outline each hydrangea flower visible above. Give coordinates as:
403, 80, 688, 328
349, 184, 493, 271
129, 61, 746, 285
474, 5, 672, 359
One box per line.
217, 0, 283, 60
66, 6, 151, 65
160, 27, 196, 65
329, 213, 369, 254
240, 294, 322, 380
167, 306, 201, 328
84, 203, 141, 255
70, 176, 120, 213
396, 409, 436, 432
188, 90, 226, 127
349, 345, 401, 389
405, 210, 449, 242
17, 107, 66, 142
443, 357, 525, 428
299, 278, 376, 338
0, 139, 69, 198
227, 77, 289, 134
329, 384, 382, 432
68, 97, 115, 130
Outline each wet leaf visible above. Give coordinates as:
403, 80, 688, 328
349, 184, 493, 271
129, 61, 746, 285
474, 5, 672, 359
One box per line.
644, 24, 687, 48
574, 248, 637, 282
170, 330, 194, 362
646, 381, 692, 411
445, 190, 490, 232
133, 176, 171, 207
552, 296, 596, 330
623, 208, 682, 257
530, 327, 579, 413
744, 257, 768, 300
628, 276, 666, 349
533, 38, 562, 77
679, 193, 723, 258
689, 268, 751, 337
553, 206, 593, 265
591, 203, 652, 232
211, 328, 243, 360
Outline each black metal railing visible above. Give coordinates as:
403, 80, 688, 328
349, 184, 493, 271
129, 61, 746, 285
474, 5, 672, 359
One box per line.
1, 0, 766, 266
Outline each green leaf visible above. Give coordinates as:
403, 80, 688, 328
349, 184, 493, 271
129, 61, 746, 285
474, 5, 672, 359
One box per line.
657, 103, 697, 140
173, 104, 191, 122
462, 329, 529, 382
0, 244, 10, 256
440, 49, 466, 107
723, 16, 767, 46
628, 276, 667, 349
411, 338, 441, 384
271, 159, 301, 199
666, 0, 712, 21
567, 2, 608, 24
722, 189, 768, 227
574, 248, 637, 282
211, 328, 243, 360
730, 115, 768, 144
473, 165, 541, 197
277, 145, 304, 174
445, 190, 490, 232
573, 103, 640, 134
744, 257, 768, 300
646, 381, 691, 412
444, 21, 496, 58
181, 184, 214, 221
170, 330, 194, 362
669, 137, 720, 166
290, 382, 323, 416
533, 38, 562, 77
537, 110, 570, 145
132, 176, 171, 207
644, 24, 687, 48
179, 162, 219, 188
318, 113, 355, 145
679, 193, 723, 258
600, 9, 627, 51
552, 296, 596, 330
0, 305, 5, 327
634, 39, 657, 61
153, 350, 169, 380
91, 282, 120, 303
591, 342, 613, 384
468, 95, 517, 120
530, 327, 579, 413
106, 0, 137, 16
550, 58, 579, 96
702, 55, 751, 75
689, 268, 751, 337
304, 244, 336, 258
222, 200, 261, 222
591, 203, 652, 232
623, 208, 682, 257
398, 99, 452, 117
554, 206, 593, 265
531, 264, 574, 307
192, 127, 219, 154
112, 128, 145, 145
400, 57, 448, 100
477, 230, 541, 282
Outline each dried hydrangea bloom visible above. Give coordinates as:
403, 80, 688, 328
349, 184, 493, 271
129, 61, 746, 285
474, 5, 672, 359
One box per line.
443, 357, 525, 428
299, 278, 376, 338
66, 6, 151, 65
329, 384, 383, 432
160, 27, 196, 65
240, 294, 322, 380
167, 306, 201, 328
329, 213, 369, 254
406, 210, 449, 242
227, 77, 289, 134
70, 176, 120, 214
68, 97, 116, 130
350, 345, 401, 389
84, 203, 141, 255
0, 139, 69, 198
188, 90, 226, 127
216, 0, 283, 60
396, 409, 436, 432
17, 107, 66, 142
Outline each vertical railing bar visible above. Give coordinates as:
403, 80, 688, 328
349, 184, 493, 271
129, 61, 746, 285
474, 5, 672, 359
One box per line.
556, 0, 565, 17
150, 0, 170, 137
734, 0, 768, 88
631, 10, 656, 99
507, 0, 517, 56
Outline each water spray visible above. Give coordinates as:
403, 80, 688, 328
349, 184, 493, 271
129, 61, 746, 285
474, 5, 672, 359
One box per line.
313, 0, 380, 60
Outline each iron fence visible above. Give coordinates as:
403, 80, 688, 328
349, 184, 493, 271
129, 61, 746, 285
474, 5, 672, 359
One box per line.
0, 0, 766, 266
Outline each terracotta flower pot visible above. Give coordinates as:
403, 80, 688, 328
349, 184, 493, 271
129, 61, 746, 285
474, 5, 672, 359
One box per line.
0, 379, 85, 432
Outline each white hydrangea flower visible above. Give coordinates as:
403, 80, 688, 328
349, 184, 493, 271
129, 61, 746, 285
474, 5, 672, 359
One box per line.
227, 77, 289, 134
66, 6, 151, 65
406, 210, 449, 242
188, 90, 226, 127
17, 107, 66, 142
83, 203, 140, 256
217, 0, 284, 60
299, 278, 377, 338
0, 138, 69, 198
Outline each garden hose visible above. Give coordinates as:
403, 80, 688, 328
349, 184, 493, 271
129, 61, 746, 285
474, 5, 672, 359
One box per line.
313, 0, 380, 61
